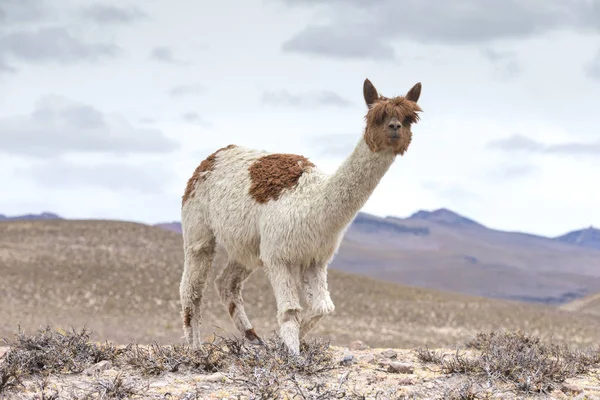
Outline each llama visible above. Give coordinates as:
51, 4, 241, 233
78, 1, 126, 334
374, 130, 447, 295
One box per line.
179, 78, 423, 354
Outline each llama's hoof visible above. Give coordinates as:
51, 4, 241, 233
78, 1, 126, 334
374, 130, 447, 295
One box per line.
315, 297, 335, 315
244, 328, 264, 345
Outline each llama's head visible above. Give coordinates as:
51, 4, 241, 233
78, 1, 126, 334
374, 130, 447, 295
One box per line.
362, 78, 422, 155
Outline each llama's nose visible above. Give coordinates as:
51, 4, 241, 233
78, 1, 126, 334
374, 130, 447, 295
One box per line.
388, 119, 402, 131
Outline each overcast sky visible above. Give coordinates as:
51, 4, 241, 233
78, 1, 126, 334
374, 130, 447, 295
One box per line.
1, 0, 599, 237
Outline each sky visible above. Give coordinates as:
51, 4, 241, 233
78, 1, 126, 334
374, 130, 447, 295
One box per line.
0, 0, 599, 237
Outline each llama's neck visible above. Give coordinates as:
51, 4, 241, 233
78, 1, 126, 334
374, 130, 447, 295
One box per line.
317, 138, 396, 232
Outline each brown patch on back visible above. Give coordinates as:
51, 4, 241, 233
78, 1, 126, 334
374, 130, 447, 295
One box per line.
364, 97, 422, 155
228, 302, 236, 317
183, 307, 192, 327
182, 144, 237, 206
248, 154, 315, 203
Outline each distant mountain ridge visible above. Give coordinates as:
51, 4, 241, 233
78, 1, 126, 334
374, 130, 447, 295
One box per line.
555, 226, 600, 250
407, 208, 484, 228
0, 212, 62, 221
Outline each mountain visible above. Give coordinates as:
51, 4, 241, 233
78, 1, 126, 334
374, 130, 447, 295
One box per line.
0, 212, 62, 221
2, 219, 600, 349
407, 208, 484, 228
154, 221, 182, 233
555, 226, 600, 251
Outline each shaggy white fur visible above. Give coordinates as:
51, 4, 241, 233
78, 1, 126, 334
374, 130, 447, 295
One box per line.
179, 78, 423, 354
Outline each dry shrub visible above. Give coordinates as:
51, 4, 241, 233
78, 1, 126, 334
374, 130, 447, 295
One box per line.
89, 373, 140, 399
417, 330, 600, 394
0, 362, 21, 393
0, 326, 119, 394
218, 334, 343, 399
121, 340, 226, 376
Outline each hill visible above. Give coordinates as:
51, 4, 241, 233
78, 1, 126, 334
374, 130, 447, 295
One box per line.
2, 219, 600, 350
555, 226, 600, 250
560, 293, 600, 316
153, 209, 600, 305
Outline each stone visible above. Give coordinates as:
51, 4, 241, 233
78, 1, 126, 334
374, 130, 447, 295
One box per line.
350, 340, 369, 351
387, 362, 414, 374
561, 383, 583, 395
0, 347, 9, 359
381, 349, 397, 359
84, 360, 112, 376
198, 372, 226, 383
359, 353, 376, 364
339, 352, 354, 365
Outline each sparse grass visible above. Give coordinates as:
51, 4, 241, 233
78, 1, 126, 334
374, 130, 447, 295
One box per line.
417, 330, 600, 394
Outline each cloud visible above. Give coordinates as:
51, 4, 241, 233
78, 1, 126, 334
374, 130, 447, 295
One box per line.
78, 4, 147, 24
279, 0, 600, 59
481, 48, 521, 79
167, 83, 206, 97
0, 27, 118, 70
181, 112, 210, 126
14, 158, 175, 193
488, 134, 600, 156
584, 49, 600, 79
149, 46, 187, 64
0, 95, 179, 157
282, 26, 395, 60
261, 90, 352, 108
0, 0, 47, 25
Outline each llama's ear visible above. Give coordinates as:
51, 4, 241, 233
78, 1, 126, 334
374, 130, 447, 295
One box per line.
363, 78, 379, 108
405, 82, 422, 103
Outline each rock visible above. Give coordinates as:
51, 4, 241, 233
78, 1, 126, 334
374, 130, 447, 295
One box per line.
398, 377, 415, 385
339, 352, 354, 365
387, 362, 414, 374
198, 372, 226, 383
84, 360, 112, 376
0, 347, 9, 359
381, 349, 397, 359
561, 383, 583, 395
359, 353, 376, 364
350, 340, 369, 351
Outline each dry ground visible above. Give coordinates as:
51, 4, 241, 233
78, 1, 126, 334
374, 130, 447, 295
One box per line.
1, 327, 599, 399
2, 220, 600, 351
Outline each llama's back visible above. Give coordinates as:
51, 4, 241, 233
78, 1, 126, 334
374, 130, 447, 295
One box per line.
181, 144, 330, 266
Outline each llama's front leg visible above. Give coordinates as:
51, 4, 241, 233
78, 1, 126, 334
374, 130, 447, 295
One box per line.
300, 263, 335, 339
264, 263, 302, 355
215, 259, 262, 344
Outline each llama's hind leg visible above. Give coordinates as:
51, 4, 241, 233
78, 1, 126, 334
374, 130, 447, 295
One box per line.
299, 263, 335, 339
264, 263, 303, 355
179, 233, 216, 348
215, 259, 262, 344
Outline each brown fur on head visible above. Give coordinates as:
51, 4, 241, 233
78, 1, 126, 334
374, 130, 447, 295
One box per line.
362, 78, 422, 155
